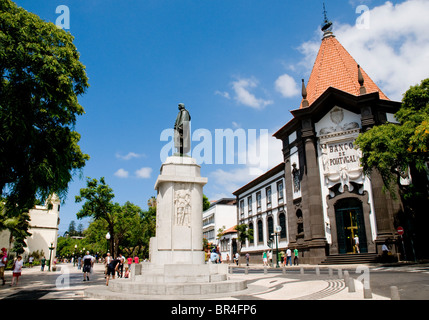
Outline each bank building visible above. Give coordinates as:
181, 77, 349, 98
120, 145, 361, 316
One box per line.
234, 15, 403, 264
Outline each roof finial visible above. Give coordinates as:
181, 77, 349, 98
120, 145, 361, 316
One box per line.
321, 2, 334, 38
301, 79, 309, 108
358, 65, 366, 94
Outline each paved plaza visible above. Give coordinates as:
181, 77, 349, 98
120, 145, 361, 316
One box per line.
1, 261, 428, 301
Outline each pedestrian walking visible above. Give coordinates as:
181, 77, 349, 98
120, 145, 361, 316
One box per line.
10, 256, 23, 286
286, 248, 292, 266
235, 252, 240, 266
117, 253, 125, 277
268, 250, 273, 266
354, 235, 360, 253
105, 257, 121, 286
77, 256, 82, 270
134, 256, 139, 264
0, 248, 8, 285
41, 256, 46, 271
127, 256, 133, 267
281, 250, 286, 266
28, 255, 34, 268
104, 253, 112, 278
382, 242, 390, 262
82, 251, 94, 281
262, 251, 268, 266
245, 253, 250, 266
293, 248, 299, 265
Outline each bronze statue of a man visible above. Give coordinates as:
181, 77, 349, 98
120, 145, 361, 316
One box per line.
174, 103, 191, 155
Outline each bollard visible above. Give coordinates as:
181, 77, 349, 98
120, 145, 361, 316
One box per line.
338, 268, 343, 278
264, 267, 267, 275
282, 266, 286, 275
328, 268, 333, 277
390, 286, 400, 300
245, 266, 248, 275
364, 287, 373, 299
348, 278, 356, 293
300, 267, 304, 275
315, 266, 320, 276
344, 270, 349, 287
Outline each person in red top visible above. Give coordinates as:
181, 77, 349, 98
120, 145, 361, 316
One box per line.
0, 248, 8, 285
134, 256, 139, 264
127, 256, 133, 266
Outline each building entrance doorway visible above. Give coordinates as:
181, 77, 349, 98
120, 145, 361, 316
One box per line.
335, 198, 368, 254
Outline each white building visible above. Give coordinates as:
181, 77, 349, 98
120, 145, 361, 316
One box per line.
233, 163, 287, 263
202, 198, 237, 260
0, 195, 60, 265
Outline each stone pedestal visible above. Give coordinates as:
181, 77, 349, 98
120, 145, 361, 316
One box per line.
150, 156, 207, 266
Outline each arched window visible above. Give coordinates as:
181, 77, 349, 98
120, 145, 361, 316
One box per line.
249, 222, 254, 246
257, 220, 263, 244
279, 212, 287, 238
267, 216, 274, 240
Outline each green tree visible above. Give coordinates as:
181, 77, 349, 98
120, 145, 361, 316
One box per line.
355, 78, 429, 259
0, 0, 89, 215
75, 177, 116, 255
235, 224, 253, 253
203, 195, 211, 211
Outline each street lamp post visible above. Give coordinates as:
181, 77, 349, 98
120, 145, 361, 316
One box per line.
275, 226, 281, 268
48, 242, 55, 272
74, 244, 77, 266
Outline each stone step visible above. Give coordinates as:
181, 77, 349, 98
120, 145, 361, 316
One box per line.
84, 279, 247, 299
320, 253, 378, 265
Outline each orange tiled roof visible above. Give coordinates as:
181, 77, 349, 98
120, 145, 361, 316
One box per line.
222, 225, 237, 234
300, 34, 389, 108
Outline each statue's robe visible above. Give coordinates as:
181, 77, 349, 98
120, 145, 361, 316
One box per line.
174, 108, 191, 154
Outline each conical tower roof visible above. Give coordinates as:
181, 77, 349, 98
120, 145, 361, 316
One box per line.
300, 29, 389, 108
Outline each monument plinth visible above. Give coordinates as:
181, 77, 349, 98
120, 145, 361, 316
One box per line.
151, 155, 207, 265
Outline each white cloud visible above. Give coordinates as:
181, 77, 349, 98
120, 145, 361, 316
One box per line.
215, 90, 231, 99
231, 78, 273, 109
275, 73, 300, 98
116, 152, 145, 160
209, 131, 283, 195
135, 167, 152, 179
114, 168, 129, 178
298, 0, 429, 101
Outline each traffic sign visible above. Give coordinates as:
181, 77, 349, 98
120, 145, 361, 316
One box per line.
397, 226, 404, 235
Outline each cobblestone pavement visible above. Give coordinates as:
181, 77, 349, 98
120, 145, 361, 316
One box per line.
0, 262, 428, 300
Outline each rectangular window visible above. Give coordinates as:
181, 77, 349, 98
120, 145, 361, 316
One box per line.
256, 191, 262, 212
239, 200, 244, 215
247, 196, 252, 214
266, 186, 272, 207
277, 181, 284, 201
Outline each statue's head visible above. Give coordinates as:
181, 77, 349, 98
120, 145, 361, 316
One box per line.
178, 103, 185, 110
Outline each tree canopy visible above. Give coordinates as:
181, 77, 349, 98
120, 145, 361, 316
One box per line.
0, 0, 89, 214
355, 78, 429, 259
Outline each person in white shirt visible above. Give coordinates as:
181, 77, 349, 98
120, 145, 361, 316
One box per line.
10, 256, 23, 286
354, 235, 360, 253
286, 248, 292, 266
82, 251, 94, 281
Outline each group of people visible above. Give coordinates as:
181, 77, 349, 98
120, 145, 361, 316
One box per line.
281, 248, 299, 266
103, 253, 140, 286
0, 248, 23, 286
260, 248, 299, 267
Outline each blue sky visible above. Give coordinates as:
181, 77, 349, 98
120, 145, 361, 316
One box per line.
12, 0, 429, 235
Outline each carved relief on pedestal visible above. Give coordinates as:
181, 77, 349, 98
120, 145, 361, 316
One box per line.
174, 183, 192, 226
